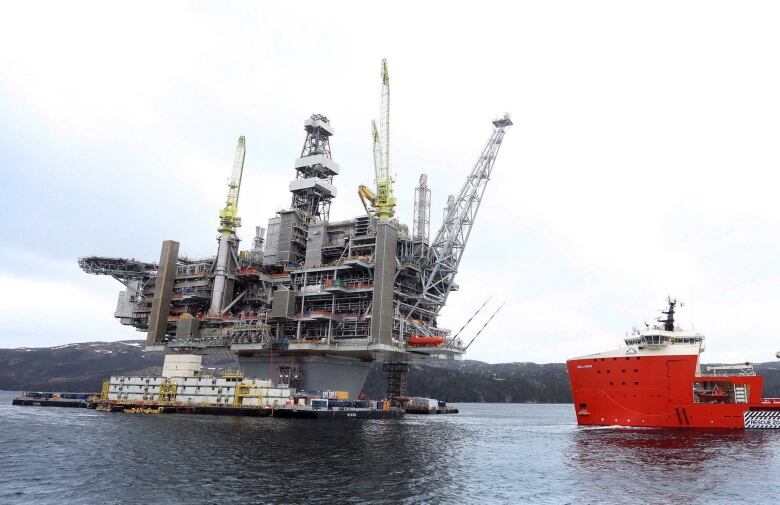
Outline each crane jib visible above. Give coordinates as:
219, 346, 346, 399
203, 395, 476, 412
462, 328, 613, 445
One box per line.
421, 115, 512, 312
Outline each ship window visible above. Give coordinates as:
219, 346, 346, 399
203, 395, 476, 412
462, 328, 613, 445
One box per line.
607, 370, 611, 374
621, 369, 626, 373
635, 382, 639, 385
634, 369, 639, 372
621, 382, 626, 386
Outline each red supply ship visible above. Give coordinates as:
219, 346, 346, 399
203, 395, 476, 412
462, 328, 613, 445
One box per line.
567, 299, 780, 429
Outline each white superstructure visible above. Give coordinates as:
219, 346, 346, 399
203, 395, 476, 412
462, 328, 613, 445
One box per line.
107, 375, 293, 406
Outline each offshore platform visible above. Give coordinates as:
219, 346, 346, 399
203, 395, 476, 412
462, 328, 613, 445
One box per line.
79, 60, 511, 401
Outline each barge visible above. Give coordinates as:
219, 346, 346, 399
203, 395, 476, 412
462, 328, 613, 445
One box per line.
12, 391, 95, 408
403, 396, 459, 414
92, 401, 403, 419
12, 355, 406, 419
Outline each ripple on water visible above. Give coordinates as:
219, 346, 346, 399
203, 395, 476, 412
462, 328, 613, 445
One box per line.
1, 394, 779, 504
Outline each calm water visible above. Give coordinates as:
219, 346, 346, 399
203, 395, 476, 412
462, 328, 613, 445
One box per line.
1, 391, 779, 504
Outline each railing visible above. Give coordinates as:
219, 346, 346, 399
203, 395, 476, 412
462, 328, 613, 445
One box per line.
699, 365, 756, 377
237, 267, 262, 276
343, 255, 372, 264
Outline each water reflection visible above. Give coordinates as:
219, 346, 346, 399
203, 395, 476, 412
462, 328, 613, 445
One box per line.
128, 416, 473, 504
3, 396, 780, 505
566, 427, 778, 504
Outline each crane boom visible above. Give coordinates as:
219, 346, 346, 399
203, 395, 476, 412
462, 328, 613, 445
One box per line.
422, 115, 512, 311
464, 302, 505, 351
363, 59, 396, 220
452, 297, 492, 341
372, 120, 383, 184
378, 59, 390, 185
218, 136, 246, 235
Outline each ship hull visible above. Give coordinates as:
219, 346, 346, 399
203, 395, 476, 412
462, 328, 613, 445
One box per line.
567, 354, 780, 429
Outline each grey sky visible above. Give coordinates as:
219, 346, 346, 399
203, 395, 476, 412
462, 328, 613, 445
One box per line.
1, 1, 779, 363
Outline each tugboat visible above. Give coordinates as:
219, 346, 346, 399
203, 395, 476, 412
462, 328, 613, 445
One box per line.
567, 299, 780, 429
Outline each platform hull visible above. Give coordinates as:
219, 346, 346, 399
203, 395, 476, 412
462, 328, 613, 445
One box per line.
237, 353, 372, 399
567, 354, 780, 429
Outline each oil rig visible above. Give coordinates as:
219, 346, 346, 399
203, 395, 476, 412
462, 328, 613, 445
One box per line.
79, 60, 512, 402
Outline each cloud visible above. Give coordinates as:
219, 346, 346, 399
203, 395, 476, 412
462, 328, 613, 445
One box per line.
0, 268, 139, 348
2, 2, 780, 363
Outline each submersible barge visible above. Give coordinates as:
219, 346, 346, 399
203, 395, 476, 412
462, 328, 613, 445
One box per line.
87, 369, 404, 419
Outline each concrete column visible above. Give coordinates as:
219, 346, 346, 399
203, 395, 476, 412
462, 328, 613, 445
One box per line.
147, 240, 179, 344
371, 222, 397, 345
210, 234, 232, 314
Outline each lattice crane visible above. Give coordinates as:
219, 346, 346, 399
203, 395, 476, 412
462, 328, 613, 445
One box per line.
421, 115, 512, 312
358, 59, 396, 220
218, 136, 246, 235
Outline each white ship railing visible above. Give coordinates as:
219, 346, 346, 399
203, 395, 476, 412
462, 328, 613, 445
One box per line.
699, 364, 756, 377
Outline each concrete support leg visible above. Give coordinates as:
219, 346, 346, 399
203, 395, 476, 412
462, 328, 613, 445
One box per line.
147, 240, 179, 345
371, 222, 397, 345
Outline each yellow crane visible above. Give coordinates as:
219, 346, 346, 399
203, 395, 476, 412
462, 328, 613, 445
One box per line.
210, 136, 246, 315
358, 59, 396, 220
218, 136, 246, 235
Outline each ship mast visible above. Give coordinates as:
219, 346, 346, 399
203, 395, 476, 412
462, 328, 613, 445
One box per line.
658, 297, 677, 331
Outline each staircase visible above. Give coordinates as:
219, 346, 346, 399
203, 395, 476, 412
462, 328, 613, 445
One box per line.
734, 385, 748, 404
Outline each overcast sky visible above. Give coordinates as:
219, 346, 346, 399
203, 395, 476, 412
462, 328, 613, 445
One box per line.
2, 1, 780, 364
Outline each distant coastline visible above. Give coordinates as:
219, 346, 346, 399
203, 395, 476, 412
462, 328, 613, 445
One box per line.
3, 340, 780, 403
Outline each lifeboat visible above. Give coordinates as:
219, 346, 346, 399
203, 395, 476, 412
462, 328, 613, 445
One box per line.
408, 335, 445, 347
695, 385, 729, 403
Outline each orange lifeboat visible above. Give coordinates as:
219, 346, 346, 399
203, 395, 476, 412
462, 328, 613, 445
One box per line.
408, 335, 445, 347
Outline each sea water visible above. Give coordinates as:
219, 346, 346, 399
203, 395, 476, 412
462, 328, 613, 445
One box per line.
1, 391, 778, 504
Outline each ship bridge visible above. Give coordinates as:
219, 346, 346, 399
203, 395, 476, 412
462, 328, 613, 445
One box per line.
624, 329, 705, 348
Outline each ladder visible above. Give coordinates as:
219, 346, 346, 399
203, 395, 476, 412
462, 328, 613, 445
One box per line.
734, 385, 748, 403
100, 379, 110, 400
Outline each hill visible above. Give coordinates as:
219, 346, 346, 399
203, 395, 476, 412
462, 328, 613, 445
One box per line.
3, 340, 780, 403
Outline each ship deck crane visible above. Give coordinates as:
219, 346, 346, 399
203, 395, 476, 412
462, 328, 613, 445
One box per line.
358, 59, 396, 220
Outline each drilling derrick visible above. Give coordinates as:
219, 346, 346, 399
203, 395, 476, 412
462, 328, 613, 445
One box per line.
422, 115, 513, 312
266, 115, 339, 268
210, 136, 246, 315
290, 115, 338, 221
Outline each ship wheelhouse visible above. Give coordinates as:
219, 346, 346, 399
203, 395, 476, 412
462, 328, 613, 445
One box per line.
624, 330, 705, 349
